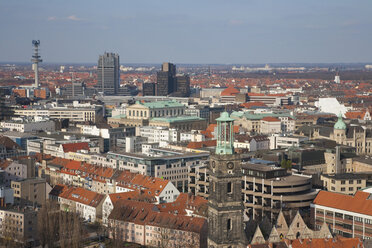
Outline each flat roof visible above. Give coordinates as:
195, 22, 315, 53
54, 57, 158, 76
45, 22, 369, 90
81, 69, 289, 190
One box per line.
242, 162, 283, 172
150, 116, 205, 123
142, 100, 184, 109
322, 173, 370, 180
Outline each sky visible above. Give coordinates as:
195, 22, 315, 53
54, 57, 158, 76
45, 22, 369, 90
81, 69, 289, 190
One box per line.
1, 0, 372, 64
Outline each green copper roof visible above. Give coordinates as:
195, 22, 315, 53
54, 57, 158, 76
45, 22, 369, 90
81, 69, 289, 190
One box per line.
216, 111, 235, 122
231, 111, 294, 120
334, 113, 346, 130
111, 114, 126, 119
141, 100, 184, 109
150, 116, 205, 123
230, 111, 244, 118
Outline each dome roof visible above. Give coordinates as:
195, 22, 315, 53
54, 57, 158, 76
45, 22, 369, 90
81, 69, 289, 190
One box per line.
334, 113, 346, 130
216, 111, 234, 122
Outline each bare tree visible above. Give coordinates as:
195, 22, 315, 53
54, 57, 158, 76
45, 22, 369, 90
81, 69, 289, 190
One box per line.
38, 200, 60, 248
109, 222, 125, 248
38, 200, 83, 248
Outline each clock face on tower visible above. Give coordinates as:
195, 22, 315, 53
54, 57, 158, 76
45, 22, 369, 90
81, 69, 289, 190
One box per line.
211, 161, 216, 168
227, 162, 234, 169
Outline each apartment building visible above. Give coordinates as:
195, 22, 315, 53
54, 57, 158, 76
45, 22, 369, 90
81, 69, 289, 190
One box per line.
107, 149, 209, 192
52, 185, 105, 222
0, 206, 38, 246
11, 178, 52, 206
234, 134, 270, 152
108, 199, 207, 247
0, 158, 34, 187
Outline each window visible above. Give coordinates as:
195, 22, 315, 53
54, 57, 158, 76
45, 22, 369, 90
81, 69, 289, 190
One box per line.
357, 180, 362, 184
341, 180, 345, 185
349, 187, 354, 191
349, 180, 354, 184
341, 187, 345, 191
227, 219, 232, 231
227, 182, 232, 194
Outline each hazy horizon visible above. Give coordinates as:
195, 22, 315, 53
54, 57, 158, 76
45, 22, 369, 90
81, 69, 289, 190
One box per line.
1, 0, 372, 64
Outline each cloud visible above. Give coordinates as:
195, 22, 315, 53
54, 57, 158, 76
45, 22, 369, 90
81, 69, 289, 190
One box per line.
47, 16, 57, 21
46, 15, 85, 22
67, 15, 83, 21
229, 19, 244, 26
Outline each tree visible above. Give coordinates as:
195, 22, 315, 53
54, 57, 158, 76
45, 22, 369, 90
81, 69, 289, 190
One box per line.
280, 159, 292, 170
38, 200, 83, 248
38, 200, 60, 248
109, 221, 125, 248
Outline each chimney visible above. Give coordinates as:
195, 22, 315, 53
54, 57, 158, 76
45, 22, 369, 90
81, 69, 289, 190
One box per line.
0, 197, 4, 207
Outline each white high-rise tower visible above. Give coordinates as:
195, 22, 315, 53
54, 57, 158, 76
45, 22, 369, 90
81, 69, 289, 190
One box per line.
31, 40, 42, 88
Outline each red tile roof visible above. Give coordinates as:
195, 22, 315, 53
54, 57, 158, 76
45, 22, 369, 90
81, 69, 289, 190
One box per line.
261, 116, 280, 122
221, 85, 240, 96
0, 136, 21, 150
109, 191, 156, 205
286, 237, 364, 248
240, 102, 267, 109
157, 193, 208, 216
62, 142, 89, 153
108, 199, 206, 233
313, 190, 372, 216
58, 186, 104, 207
345, 110, 367, 120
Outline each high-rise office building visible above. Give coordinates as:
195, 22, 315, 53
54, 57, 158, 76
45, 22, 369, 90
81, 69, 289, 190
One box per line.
142, 82, 155, 96
156, 62, 176, 96
96, 52, 120, 95
175, 74, 190, 97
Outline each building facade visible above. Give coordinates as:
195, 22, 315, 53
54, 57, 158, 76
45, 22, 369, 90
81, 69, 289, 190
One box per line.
96, 52, 120, 95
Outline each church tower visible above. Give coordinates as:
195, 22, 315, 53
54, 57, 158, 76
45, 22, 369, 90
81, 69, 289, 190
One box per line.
208, 112, 245, 248
333, 113, 346, 144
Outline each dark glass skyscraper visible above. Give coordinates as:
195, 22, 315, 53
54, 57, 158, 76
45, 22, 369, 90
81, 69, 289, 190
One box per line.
175, 74, 190, 97
96, 52, 120, 95
142, 82, 155, 96
156, 62, 176, 96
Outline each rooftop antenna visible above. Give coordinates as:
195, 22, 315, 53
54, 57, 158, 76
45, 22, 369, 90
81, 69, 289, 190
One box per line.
31, 40, 42, 88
